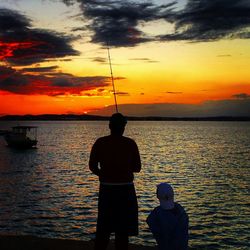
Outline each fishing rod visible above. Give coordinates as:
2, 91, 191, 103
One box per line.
107, 41, 118, 113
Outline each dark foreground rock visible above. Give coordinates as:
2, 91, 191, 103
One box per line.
0, 235, 155, 250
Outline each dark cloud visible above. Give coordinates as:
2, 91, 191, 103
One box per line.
0, 8, 31, 30
71, 26, 88, 32
46, 58, 73, 62
81, 91, 107, 97
160, 0, 250, 42
113, 76, 126, 81
21, 66, 59, 73
97, 88, 105, 92
91, 57, 107, 63
232, 93, 250, 99
0, 65, 111, 96
115, 91, 130, 96
217, 54, 232, 57
130, 58, 145, 60
0, 66, 29, 93
51, 77, 78, 87
51, 74, 110, 88
236, 31, 250, 39
166, 91, 183, 94
129, 58, 158, 63
61, 0, 176, 47
59, 58, 73, 62
60, 0, 250, 46
0, 8, 79, 65
83, 1, 157, 47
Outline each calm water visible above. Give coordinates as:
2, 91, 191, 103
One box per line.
0, 121, 249, 249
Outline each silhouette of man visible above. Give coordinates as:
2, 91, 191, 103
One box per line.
89, 113, 141, 250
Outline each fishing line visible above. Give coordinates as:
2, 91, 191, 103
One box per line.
107, 41, 118, 113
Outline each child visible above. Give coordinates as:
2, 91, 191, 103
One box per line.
146, 183, 189, 250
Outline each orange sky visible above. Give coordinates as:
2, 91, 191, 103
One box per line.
0, 0, 250, 116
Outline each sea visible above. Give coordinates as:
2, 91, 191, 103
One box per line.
0, 121, 249, 249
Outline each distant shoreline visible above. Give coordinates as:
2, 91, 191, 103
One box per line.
0, 114, 249, 121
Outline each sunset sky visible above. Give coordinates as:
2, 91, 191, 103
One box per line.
0, 0, 250, 116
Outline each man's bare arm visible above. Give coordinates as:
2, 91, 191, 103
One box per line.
89, 141, 101, 176
133, 142, 141, 173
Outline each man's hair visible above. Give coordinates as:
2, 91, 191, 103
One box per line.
109, 113, 127, 130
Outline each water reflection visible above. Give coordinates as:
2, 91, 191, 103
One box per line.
0, 121, 249, 249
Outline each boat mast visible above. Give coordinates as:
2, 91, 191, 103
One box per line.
107, 42, 118, 113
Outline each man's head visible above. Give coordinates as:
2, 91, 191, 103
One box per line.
109, 113, 127, 135
157, 183, 175, 210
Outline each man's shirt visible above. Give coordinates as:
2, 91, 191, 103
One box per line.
89, 135, 141, 183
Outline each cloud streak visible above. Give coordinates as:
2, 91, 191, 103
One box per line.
129, 58, 158, 63
166, 91, 183, 94
21, 66, 59, 73
0, 65, 111, 96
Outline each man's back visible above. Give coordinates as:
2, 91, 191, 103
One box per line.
89, 135, 141, 183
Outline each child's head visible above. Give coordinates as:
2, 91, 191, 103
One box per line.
156, 183, 175, 210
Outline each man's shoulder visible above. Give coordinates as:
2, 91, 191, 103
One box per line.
96, 135, 110, 141
122, 136, 136, 144
96, 135, 136, 143
94, 136, 110, 145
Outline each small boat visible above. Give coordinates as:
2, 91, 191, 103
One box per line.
4, 126, 38, 149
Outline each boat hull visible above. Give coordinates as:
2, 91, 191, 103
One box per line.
4, 134, 37, 149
